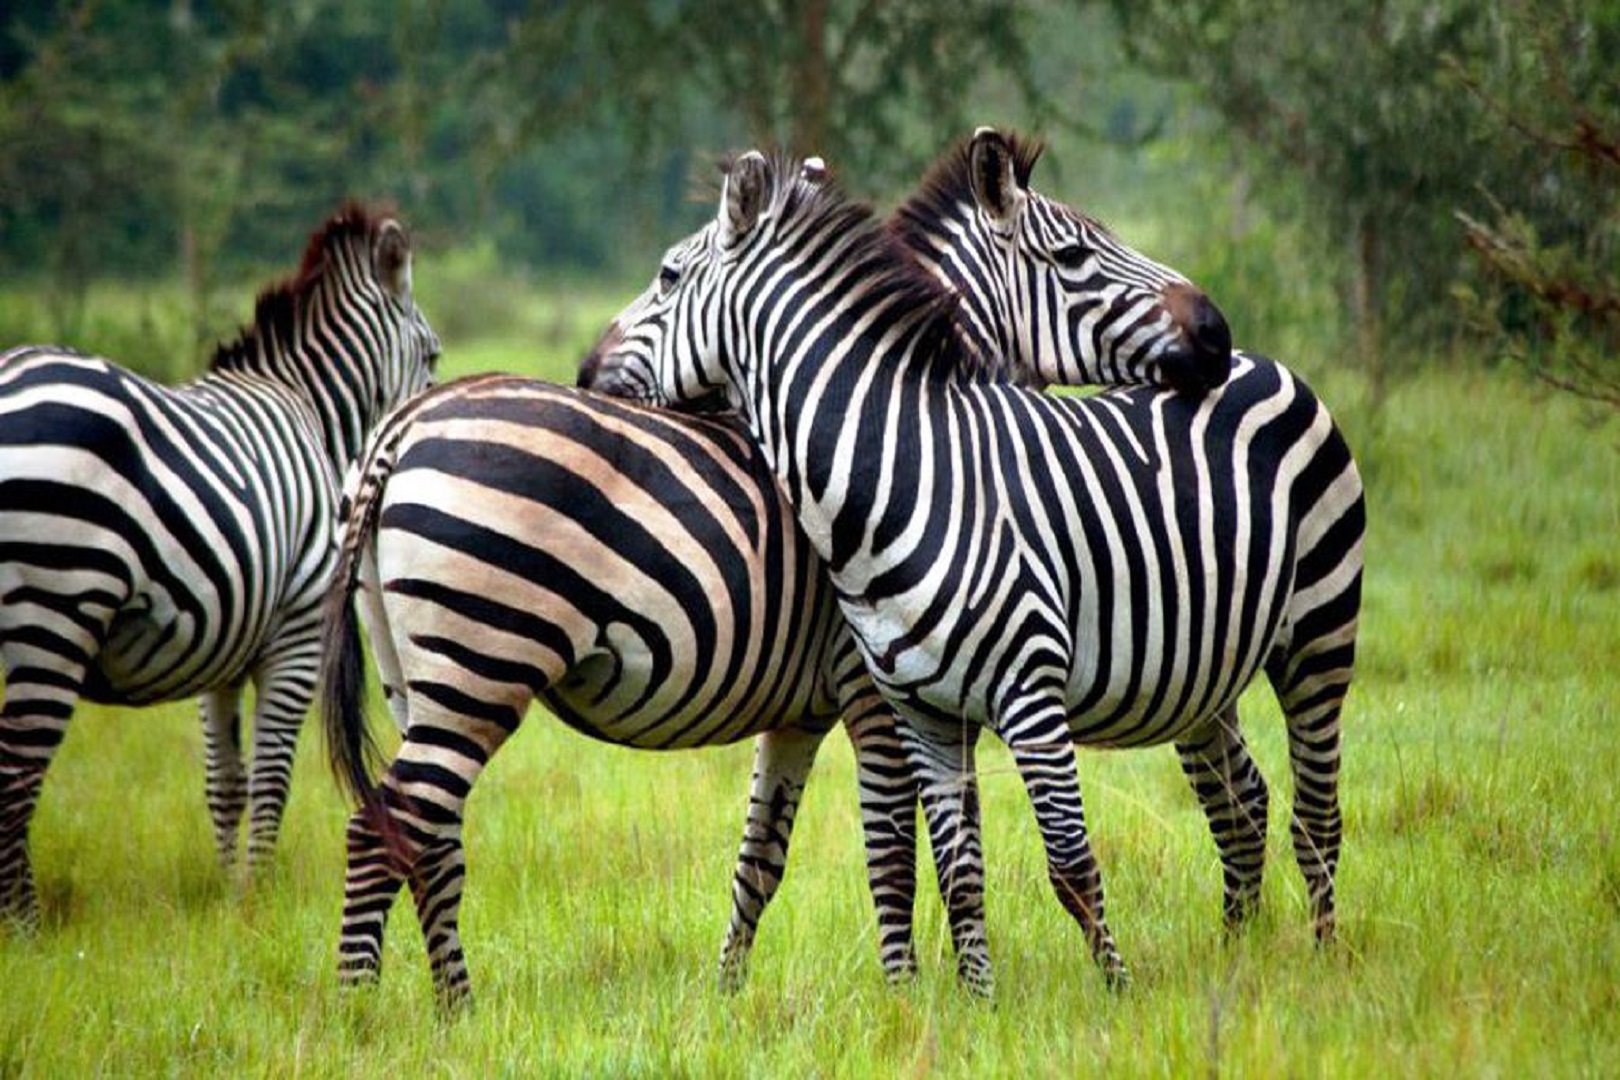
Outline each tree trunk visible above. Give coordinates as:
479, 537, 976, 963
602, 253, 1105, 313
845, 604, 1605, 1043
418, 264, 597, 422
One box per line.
1354, 215, 1388, 411
790, 0, 830, 155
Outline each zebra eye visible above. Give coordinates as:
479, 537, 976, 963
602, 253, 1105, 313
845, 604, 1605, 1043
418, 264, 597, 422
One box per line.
658, 264, 681, 296
1053, 244, 1089, 270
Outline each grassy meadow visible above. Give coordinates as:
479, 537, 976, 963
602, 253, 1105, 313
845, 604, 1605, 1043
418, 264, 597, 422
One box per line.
2, 277, 1619, 1077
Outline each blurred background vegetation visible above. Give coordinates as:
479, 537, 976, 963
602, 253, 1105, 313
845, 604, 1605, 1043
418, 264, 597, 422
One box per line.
0, 0, 1615, 415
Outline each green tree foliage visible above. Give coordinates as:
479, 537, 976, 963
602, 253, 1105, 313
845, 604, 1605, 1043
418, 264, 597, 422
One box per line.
478, 0, 1054, 191
1108, 0, 1575, 385
1449, 2, 1620, 411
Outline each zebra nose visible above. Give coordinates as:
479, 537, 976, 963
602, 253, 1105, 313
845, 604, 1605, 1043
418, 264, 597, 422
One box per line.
1161, 283, 1233, 393
1188, 293, 1232, 386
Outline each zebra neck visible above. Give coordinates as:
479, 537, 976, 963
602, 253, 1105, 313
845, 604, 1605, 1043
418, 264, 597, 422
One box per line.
209, 343, 370, 479
902, 218, 1020, 381
745, 305, 965, 589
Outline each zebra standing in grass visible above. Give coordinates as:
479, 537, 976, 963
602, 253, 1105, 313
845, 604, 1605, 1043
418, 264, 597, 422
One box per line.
0, 205, 440, 928
595, 149, 1364, 990
321, 146, 1231, 1008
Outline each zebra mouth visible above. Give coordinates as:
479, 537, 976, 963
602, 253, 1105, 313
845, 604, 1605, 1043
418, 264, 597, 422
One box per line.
1160, 342, 1233, 395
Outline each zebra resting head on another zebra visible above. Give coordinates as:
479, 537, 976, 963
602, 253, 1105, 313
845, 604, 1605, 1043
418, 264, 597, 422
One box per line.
0, 203, 439, 931
581, 128, 1233, 404
894, 127, 1232, 394
596, 148, 1363, 991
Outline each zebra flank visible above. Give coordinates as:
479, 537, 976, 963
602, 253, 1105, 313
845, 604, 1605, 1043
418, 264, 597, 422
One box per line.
0, 204, 439, 930
597, 145, 1363, 990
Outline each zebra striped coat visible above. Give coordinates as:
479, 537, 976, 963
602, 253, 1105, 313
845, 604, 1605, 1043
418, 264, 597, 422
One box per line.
0, 206, 439, 929
321, 137, 1229, 1007
596, 151, 1364, 990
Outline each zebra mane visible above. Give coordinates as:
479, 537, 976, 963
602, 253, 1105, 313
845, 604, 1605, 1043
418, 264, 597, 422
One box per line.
744, 153, 983, 383
889, 129, 1045, 255
210, 201, 393, 374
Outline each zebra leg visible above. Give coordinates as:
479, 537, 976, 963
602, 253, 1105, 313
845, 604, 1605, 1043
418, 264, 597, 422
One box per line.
199, 683, 249, 873
900, 714, 992, 996
1175, 705, 1270, 931
717, 725, 826, 992
244, 646, 320, 874
1269, 655, 1348, 944
0, 646, 90, 930
1004, 709, 1128, 988
393, 697, 523, 1010
844, 706, 921, 985
337, 799, 407, 985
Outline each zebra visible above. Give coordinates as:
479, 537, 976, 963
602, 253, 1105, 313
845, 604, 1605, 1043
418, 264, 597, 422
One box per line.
320, 149, 1230, 1008
0, 204, 440, 929
592, 149, 1364, 991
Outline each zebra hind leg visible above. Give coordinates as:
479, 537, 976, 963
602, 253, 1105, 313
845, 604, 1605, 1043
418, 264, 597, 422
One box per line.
1002, 700, 1128, 989
900, 714, 992, 996
387, 691, 524, 1011
243, 650, 320, 875
0, 648, 90, 931
337, 799, 408, 985
717, 724, 826, 992
199, 685, 249, 873
1175, 705, 1270, 932
1268, 646, 1351, 944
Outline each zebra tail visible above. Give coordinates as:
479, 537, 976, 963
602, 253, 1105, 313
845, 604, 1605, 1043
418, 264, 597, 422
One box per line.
320, 419, 405, 824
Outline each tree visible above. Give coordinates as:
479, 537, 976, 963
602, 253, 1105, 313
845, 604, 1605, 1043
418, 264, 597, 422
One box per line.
1108, 0, 1540, 393
475, 0, 1056, 191
1449, 1, 1620, 411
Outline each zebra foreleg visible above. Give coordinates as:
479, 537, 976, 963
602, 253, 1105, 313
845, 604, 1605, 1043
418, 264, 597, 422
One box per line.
844, 707, 921, 985
1175, 706, 1270, 932
243, 648, 319, 874
900, 714, 992, 997
1003, 705, 1128, 989
199, 683, 249, 873
717, 724, 826, 992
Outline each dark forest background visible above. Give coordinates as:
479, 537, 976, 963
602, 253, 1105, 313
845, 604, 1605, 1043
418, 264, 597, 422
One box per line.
1, 0, 1615, 409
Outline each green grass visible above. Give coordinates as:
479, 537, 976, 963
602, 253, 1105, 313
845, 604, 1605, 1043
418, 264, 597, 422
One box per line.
3, 312, 1619, 1075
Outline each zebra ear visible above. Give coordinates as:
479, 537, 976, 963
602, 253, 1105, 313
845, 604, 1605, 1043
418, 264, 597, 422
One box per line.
374, 220, 413, 299
720, 151, 771, 247
968, 127, 1021, 229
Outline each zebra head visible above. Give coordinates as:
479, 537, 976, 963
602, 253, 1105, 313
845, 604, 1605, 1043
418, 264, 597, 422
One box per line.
580, 155, 835, 410
346, 212, 442, 416
219, 204, 442, 471
893, 127, 1232, 394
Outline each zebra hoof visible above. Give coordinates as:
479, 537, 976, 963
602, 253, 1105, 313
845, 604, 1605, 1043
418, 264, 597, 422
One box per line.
716, 953, 751, 995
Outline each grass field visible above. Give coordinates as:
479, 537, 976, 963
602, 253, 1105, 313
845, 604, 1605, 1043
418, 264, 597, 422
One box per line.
2, 309, 1619, 1076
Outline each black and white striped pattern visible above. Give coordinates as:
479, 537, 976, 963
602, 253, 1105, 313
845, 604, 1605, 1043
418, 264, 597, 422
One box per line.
0, 205, 439, 928
597, 150, 1364, 990
893, 128, 1232, 394
320, 142, 1228, 1008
